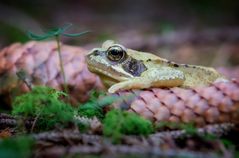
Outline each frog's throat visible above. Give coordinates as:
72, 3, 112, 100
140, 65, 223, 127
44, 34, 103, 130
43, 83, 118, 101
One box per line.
95, 72, 119, 88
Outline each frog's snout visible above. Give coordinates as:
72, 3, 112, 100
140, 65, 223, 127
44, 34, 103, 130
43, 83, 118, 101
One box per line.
86, 49, 97, 62
92, 50, 100, 56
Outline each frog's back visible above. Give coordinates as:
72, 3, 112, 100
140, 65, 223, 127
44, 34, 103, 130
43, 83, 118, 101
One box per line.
155, 59, 227, 87
127, 49, 167, 62
128, 49, 228, 87
178, 65, 227, 87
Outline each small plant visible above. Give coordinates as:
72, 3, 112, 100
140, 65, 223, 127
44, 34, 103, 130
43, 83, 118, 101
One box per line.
27, 23, 89, 94
103, 109, 154, 143
0, 136, 34, 158
12, 86, 74, 131
77, 90, 118, 119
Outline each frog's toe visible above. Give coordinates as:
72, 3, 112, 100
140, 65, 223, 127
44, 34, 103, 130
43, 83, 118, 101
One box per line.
214, 77, 229, 83
108, 85, 119, 93
108, 82, 129, 93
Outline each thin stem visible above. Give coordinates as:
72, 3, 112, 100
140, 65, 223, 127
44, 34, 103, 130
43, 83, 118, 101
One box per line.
16, 70, 32, 91
30, 112, 41, 133
55, 35, 69, 95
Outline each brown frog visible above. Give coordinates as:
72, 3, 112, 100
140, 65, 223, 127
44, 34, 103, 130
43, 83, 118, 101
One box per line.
86, 40, 227, 93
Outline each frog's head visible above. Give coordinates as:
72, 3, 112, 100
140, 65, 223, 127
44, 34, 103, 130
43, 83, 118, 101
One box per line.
86, 40, 148, 87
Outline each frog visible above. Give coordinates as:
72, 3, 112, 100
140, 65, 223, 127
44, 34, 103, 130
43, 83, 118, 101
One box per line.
86, 40, 227, 93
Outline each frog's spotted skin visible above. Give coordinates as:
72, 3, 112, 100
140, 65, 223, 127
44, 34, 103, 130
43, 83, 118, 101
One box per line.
86, 40, 227, 93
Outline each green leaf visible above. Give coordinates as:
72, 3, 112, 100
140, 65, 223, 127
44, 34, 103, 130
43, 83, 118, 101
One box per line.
97, 95, 118, 107
27, 23, 89, 40
77, 90, 126, 119
62, 30, 90, 37
27, 31, 52, 40
59, 23, 73, 32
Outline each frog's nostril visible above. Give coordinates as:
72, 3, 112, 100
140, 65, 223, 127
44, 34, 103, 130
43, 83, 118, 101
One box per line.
93, 50, 100, 56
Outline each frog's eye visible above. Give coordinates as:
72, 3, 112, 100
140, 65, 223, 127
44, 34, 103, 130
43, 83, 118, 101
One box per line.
106, 46, 126, 62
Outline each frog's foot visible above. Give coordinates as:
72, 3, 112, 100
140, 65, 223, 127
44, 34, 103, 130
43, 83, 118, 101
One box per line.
214, 77, 229, 83
108, 78, 150, 93
108, 77, 184, 93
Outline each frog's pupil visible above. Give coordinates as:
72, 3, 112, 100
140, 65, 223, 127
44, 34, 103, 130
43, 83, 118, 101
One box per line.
111, 49, 120, 55
107, 46, 125, 62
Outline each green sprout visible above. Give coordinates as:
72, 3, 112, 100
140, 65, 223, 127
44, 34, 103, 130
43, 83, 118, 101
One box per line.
27, 23, 89, 95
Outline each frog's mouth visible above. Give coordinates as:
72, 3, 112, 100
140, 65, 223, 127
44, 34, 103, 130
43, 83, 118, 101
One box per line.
86, 53, 132, 86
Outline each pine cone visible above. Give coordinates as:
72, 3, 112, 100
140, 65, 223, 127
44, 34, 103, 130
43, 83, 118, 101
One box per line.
0, 41, 103, 104
113, 80, 239, 126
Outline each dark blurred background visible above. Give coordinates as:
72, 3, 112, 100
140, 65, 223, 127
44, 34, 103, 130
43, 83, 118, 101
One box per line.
1, 0, 239, 67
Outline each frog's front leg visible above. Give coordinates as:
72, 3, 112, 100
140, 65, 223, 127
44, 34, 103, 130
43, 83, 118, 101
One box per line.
108, 78, 153, 93
108, 67, 185, 93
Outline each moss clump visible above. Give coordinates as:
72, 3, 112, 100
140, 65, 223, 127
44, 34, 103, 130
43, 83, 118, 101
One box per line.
78, 91, 117, 119
12, 86, 74, 131
0, 136, 34, 158
78, 103, 104, 119
103, 109, 154, 142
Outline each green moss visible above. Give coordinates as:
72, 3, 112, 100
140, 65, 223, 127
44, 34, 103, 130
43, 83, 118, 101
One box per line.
78, 103, 104, 119
156, 122, 197, 135
77, 90, 117, 119
12, 86, 74, 131
103, 109, 154, 143
0, 136, 34, 158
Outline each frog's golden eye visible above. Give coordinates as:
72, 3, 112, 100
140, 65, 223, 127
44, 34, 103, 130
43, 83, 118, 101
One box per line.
106, 46, 126, 62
